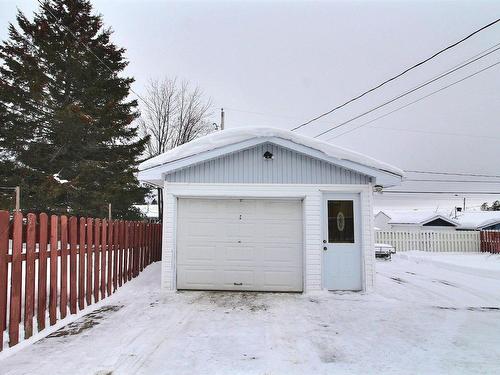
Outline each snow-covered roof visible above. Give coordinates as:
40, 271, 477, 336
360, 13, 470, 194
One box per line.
379, 210, 458, 226
454, 211, 500, 230
138, 127, 404, 178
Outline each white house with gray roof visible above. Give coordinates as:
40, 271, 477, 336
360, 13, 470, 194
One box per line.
138, 127, 403, 293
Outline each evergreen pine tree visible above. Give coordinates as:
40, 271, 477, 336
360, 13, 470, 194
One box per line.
0, 0, 147, 219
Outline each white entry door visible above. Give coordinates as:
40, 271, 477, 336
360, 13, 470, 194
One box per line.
323, 194, 362, 291
176, 198, 303, 291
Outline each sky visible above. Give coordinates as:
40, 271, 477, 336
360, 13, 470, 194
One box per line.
1, 0, 499, 212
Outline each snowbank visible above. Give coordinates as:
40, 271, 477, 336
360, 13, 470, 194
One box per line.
395, 251, 500, 279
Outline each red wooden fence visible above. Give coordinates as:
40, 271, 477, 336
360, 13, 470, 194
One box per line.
480, 230, 500, 254
0, 211, 162, 351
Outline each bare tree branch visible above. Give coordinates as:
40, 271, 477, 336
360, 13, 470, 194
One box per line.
139, 78, 214, 157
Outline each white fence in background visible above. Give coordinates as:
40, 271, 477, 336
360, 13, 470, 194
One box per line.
375, 230, 480, 253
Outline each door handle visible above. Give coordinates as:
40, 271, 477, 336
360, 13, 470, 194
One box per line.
234, 282, 243, 286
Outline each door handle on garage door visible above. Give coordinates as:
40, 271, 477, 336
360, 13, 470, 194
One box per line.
234, 282, 243, 286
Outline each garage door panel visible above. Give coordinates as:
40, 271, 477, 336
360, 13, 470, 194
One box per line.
263, 270, 302, 289
177, 268, 217, 288
238, 221, 302, 243
177, 198, 303, 292
178, 220, 240, 242
177, 244, 217, 264
222, 270, 255, 287
223, 245, 256, 264
261, 245, 302, 264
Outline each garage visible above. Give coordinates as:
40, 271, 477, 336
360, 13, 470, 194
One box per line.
138, 128, 403, 292
176, 198, 303, 291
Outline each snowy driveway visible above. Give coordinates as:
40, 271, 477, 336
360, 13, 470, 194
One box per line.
1, 254, 500, 375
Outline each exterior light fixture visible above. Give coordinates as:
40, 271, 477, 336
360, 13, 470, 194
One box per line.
263, 151, 274, 160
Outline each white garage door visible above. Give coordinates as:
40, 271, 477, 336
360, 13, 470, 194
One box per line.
177, 198, 303, 292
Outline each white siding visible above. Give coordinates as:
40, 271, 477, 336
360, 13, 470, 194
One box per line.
165, 143, 372, 185
162, 183, 375, 292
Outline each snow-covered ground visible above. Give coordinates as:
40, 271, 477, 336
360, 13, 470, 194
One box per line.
1, 254, 500, 375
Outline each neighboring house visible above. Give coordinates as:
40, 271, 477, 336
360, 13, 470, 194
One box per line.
374, 210, 459, 231
453, 211, 500, 231
134, 204, 159, 220
374, 211, 392, 230
138, 127, 402, 293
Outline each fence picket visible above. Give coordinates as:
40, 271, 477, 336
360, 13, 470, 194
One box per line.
60, 216, 68, 319
113, 221, 119, 292
107, 220, 113, 297
9, 212, 23, 346
0, 211, 10, 351
0, 211, 9, 350
94, 219, 101, 302
37, 214, 48, 332
101, 219, 107, 300
69, 217, 78, 314
24, 213, 36, 339
123, 221, 129, 284
49, 215, 58, 326
118, 221, 123, 288
86, 218, 93, 306
78, 218, 86, 310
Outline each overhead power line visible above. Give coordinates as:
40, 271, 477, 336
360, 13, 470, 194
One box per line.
405, 179, 500, 184
321, 58, 500, 139
380, 191, 500, 195
292, 18, 500, 131
404, 170, 500, 178
355, 126, 499, 140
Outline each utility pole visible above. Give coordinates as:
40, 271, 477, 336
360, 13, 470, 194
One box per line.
220, 108, 225, 131
463, 197, 466, 212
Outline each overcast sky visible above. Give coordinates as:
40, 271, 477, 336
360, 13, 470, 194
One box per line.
1, 0, 499, 211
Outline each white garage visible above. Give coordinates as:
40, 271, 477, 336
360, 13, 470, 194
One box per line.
177, 198, 303, 291
138, 127, 402, 293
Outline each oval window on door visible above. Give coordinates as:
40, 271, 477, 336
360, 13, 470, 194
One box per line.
328, 200, 354, 243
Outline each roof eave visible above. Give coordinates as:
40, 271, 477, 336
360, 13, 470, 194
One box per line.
138, 137, 403, 188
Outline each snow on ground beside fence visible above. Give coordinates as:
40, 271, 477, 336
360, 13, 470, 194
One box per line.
0, 211, 162, 352
395, 251, 500, 280
1, 256, 500, 374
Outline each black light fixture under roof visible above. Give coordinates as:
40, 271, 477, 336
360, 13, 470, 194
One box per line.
263, 151, 273, 160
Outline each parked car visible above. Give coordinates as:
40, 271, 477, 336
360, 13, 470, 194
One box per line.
375, 243, 395, 260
